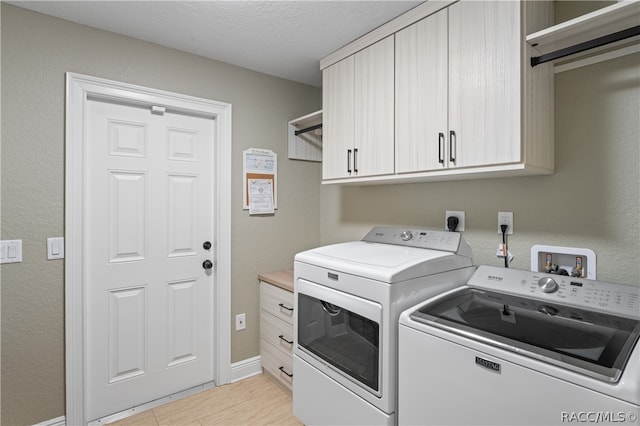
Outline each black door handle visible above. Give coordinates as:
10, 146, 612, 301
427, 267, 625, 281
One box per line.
202, 260, 213, 270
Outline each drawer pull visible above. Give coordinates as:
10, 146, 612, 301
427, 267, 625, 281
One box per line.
278, 334, 293, 345
279, 366, 293, 378
278, 303, 294, 312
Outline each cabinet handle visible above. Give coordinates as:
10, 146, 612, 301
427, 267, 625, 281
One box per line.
278, 366, 293, 378
438, 132, 445, 165
353, 148, 358, 174
278, 334, 293, 345
278, 303, 294, 312
449, 130, 456, 164
347, 149, 352, 175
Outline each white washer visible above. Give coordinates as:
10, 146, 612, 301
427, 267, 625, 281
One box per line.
398, 265, 640, 425
293, 227, 475, 425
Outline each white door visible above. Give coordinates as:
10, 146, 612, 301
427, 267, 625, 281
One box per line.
84, 96, 215, 420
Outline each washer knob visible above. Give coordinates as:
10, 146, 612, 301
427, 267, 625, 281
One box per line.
538, 277, 558, 293
400, 231, 413, 241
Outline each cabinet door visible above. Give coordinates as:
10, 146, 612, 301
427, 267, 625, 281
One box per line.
322, 56, 354, 180
395, 10, 448, 173
354, 36, 395, 177
448, 1, 521, 167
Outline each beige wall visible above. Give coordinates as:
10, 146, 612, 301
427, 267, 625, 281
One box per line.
0, 4, 321, 424
2, 1, 639, 425
320, 52, 639, 285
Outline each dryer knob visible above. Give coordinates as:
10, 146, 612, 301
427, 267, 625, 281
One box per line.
538, 277, 558, 293
400, 231, 413, 241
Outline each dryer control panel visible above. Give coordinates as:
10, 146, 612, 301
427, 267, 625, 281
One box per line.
362, 226, 461, 252
469, 265, 639, 319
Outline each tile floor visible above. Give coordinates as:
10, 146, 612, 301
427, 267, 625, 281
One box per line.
108, 374, 302, 425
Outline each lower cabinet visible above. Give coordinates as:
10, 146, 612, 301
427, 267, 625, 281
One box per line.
259, 280, 294, 394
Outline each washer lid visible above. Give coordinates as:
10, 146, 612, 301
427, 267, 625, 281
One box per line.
409, 286, 640, 384
295, 241, 473, 283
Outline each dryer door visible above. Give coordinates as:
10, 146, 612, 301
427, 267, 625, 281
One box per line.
296, 279, 383, 396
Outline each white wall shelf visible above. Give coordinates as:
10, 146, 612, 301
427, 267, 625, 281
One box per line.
288, 110, 322, 162
527, 1, 640, 67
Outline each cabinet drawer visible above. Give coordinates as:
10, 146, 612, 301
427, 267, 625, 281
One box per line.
261, 339, 293, 393
260, 281, 294, 325
260, 310, 294, 356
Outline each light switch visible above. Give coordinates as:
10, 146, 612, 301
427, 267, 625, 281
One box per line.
0, 240, 23, 264
47, 237, 64, 260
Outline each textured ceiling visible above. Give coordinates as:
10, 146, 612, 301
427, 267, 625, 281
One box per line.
9, 1, 423, 87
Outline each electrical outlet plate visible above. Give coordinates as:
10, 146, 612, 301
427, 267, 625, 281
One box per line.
47, 237, 65, 260
235, 313, 246, 331
445, 210, 465, 231
0, 240, 22, 264
498, 212, 513, 235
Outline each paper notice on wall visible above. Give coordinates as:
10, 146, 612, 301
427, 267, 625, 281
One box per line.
243, 148, 277, 211
248, 179, 274, 215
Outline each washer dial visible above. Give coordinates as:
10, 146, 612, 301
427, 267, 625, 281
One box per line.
538, 277, 559, 293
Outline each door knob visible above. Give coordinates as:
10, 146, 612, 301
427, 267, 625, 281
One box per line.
202, 260, 213, 270
203, 241, 212, 250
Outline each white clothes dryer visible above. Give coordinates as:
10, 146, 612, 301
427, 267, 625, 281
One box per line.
293, 227, 476, 425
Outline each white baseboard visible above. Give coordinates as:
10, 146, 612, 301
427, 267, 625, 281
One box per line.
33, 415, 66, 426
230, 355, 262, 383
36, 357, 261, 426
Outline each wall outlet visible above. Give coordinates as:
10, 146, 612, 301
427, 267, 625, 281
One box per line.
235, 313, 246, 331
498, 212, 514, 235
445, 210, 465, 231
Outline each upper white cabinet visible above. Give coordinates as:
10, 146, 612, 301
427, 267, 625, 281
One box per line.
447, 0, 522, 168
322, 1, 555, 185
322, 56, 354, 180
322, 36, 394, 180
354, 36, 395, 178
395, 8, 448, 173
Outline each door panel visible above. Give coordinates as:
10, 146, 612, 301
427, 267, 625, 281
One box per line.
167, 279, 198, 366
108, 286, 147, 383
167, 174, 198, 257
85, 97, 214, 421
108, 171, 147, 262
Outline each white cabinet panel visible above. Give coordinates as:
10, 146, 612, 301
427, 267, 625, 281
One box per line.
260, 280, 294, 394
323, 36, 395, 180
396, 9, 448, 173
322, 56, 354, 180
354, 35, 395, 177
260, 281, 294, 325
321, 0, 553, 184
448, 0, 521, 167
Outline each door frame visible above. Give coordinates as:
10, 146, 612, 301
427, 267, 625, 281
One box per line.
64, 72, 232, 425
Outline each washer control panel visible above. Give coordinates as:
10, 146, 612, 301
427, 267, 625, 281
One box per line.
362, 226, 461, 252
470, 265, 640, 318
